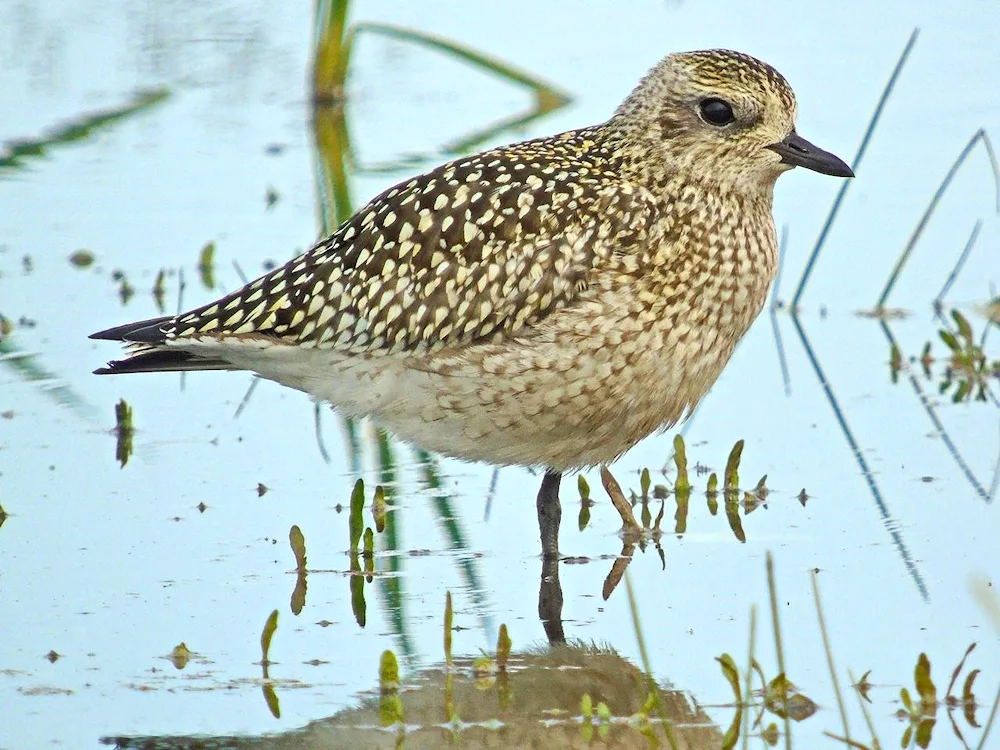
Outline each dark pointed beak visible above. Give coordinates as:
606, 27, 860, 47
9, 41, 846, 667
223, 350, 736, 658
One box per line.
767, 132, 854, 178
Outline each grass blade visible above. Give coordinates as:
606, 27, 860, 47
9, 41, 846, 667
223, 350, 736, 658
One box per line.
352, 22, 570, 108
877, 129, 1000, 308
312, 0, 352, 102
935, 220, 983, 308
812, 570, 851, 744
791, 29, 918, 309
1, 89, 169, 174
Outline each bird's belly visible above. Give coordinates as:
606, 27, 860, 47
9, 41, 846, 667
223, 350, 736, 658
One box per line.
236, 309, 740, 471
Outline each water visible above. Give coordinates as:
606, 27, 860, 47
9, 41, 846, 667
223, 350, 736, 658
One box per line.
2, 1, 999, 747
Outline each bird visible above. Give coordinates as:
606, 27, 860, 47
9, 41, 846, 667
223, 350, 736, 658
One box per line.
91, 49, 853, 559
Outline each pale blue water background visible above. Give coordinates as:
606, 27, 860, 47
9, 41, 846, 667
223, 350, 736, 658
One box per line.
2, 1, 999, 747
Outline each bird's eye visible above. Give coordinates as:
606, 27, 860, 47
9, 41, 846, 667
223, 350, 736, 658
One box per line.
699, 98, 736, 126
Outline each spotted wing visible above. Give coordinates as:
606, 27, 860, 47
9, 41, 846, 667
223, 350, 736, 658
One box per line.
94, 135, 655, 363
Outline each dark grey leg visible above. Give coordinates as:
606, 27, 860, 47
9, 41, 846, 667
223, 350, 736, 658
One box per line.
536, 471, 565, 641
538, 553, 565, 643
536, 471, 562, 559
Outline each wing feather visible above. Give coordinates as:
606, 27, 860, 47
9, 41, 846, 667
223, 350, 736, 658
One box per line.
96, 132, 657, 364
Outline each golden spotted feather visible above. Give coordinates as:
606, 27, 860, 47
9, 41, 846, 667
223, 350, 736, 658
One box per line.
120, 130, 656, 359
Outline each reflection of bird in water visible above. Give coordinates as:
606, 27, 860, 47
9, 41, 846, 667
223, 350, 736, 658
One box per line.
91, 50, 852, 558
102, 644, 724, 749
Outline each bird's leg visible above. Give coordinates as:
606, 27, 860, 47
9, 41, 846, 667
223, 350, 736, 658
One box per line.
536, 470, 565, 642
538, 553, 565, 644
536, 470, 562, 559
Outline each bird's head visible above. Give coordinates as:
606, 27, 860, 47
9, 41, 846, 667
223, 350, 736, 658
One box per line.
612, 49, 853, 190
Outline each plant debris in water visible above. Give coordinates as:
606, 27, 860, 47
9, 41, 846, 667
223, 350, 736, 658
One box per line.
113, 398, 134, 468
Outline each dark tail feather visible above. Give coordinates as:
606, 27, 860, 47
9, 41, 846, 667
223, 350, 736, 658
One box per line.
90, 316, 173, 343
95, 349, 233, 375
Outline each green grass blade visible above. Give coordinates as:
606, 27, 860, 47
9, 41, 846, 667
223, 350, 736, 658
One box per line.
625, 572, 680, 750
1, 89, 169, 174
352, 22, 570, 106
415, 447, 494, 639
790, 315, 928, 598
372, 429, 415, 664
0, 337, 98, 421
311, 105, 355, 234
935, 220, 982, 307
441, 101, 570, 156
312, 0, 352, 101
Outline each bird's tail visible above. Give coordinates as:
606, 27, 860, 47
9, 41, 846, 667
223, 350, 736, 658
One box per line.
90, 316, 233, 375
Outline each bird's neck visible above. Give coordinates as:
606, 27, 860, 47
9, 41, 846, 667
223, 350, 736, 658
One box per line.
640, 174, 780, 335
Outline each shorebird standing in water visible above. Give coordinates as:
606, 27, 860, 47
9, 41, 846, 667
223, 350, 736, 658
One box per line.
92, 49, 852, 559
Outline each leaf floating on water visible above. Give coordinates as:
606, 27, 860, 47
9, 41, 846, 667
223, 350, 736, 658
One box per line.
673, 434, 690, 492
169, 642, 192, 669
945, 642, 975, 701
291, 572, 307, 616
114, 398, 134, 468
45, 650, 61, 663
152, 269, 166, 312
260, 609, 278, 665
577, 474, 590, 501
256, 483, 269, 497
914, 652, 936, 707
288, 526, 308, 617
900, 686, 913, 713
952, 309, 973, 342
372, 484, 386, 533
939, 329, 961, 353
761, 722, 779, 746
706, 472, 719, 515
797, 488, 809, 507
350, 558, 366, 628
753, 474, 768, 500
265, 184, 280, 210
783, 691, 818, 722
715, 653, 741, 700
890, 341, 902, 382
724, 439, 743, 497
362, 528, 374, 581
962, 669, 980, 727
472, 653, 494, 678
262, 682, 280, 718
69, 250, 94, 268
378, 650, 404, 726
349, 478, 364, 552
289, 525, 306, 572
764, 673, 817, 721
198, 241, 216, 290
855, 669, 873, 703
444, 591, 453, 665
496, 623, 511, 672
111, 269, 134, 305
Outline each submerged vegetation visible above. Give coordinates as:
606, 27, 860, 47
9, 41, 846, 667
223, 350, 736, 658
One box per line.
103, 553, 1000, 749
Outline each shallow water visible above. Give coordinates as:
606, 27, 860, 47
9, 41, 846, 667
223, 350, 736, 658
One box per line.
2, 1, 1000, 748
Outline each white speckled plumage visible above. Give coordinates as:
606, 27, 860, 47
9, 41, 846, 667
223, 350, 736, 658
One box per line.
93, 50, 851, 548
